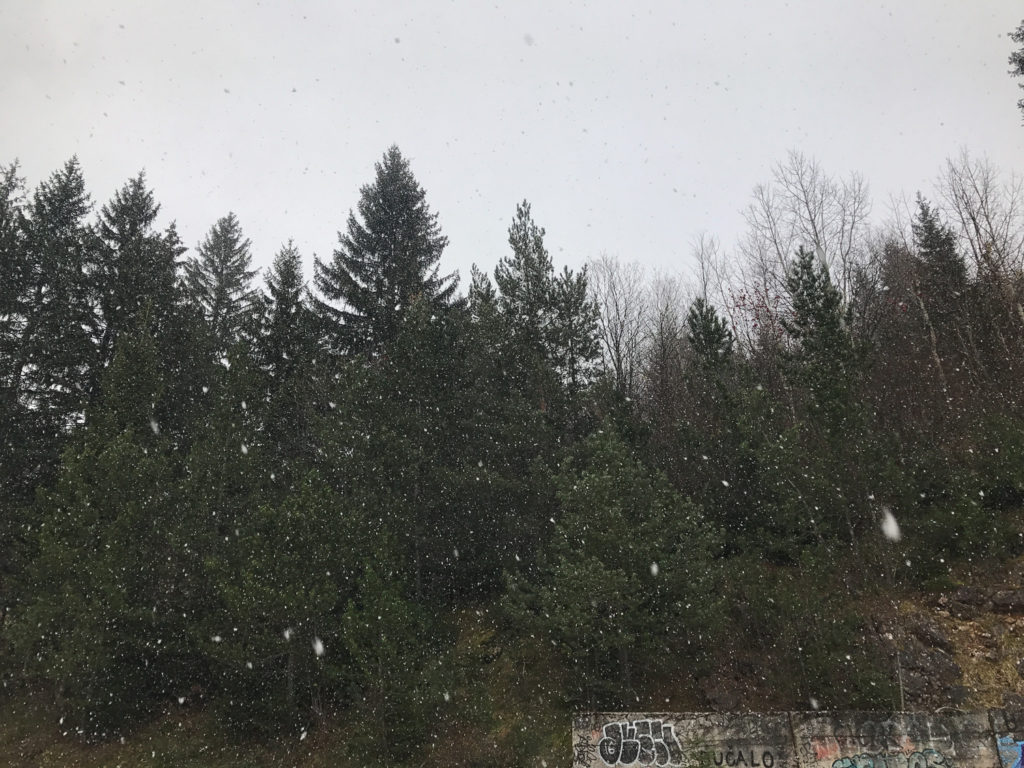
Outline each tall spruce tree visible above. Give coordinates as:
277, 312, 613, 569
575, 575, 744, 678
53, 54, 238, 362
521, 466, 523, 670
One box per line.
260, 240, 311, 381
312, 145, 458, 356
494, 200, 600, 407
184, 212, 258, 352
1010, 20, 1024, 119
14, 321, 200, 736
686, 296, 734, 369
15, 158, 97, 435
92, 172, 185, 391
912, 196, 966, 321
258, 240, 318, 479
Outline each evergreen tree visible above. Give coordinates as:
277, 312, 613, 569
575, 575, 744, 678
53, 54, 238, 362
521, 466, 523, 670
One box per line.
342, 558, 451, 760
507, 427, 721, 705
0, 161, 28, 385
912, 196, 966, 326
203, 475, 363, 734
313, 145, 458, 356
260, 240, 312, 381
258, 241, 319, 480
494, 201, 600, 410
549, 265, 601, 396
1010, 20, 1024, 119
11, 159, 97, 441
686, 296, 734, 368
0, 162, 30, 475
495, 201, 555, 345
13, 323, 200, 736
184, 212, 258, 352
782, 245, 855, 427
92, 172, 185, 392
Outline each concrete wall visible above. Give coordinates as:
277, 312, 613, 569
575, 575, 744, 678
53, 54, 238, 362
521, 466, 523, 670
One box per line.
572, 711, 1024, 768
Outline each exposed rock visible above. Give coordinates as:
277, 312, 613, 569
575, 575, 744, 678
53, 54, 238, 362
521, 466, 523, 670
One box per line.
955, 586, 992, 606
1016, 657, 1024, 679
699, 677, 741, 712
907, 616, 954, 652
901, 669, 929, 698
992, 590, 1024, 614
1005, 692, 1024, 709
897, 640, 962, 705
945, 684, 970, 705
949, 601, 984, 620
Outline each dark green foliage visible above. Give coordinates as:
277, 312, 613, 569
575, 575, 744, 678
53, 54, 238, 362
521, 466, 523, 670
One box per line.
257, 241, 319, 482
342, 560, 452, 760
6, 147, 1024, 765
493, 200, 601, 416
782, 245, 858, 432
686, 296, 733, 368
16, 158, 97, 434
12, 326, 199, 737
185, 212, 259, 352
726, 561, 895, 710
1010, 20, 1024, 118
92, 172, 185, 385
203, 475, 363, 734
507, 427, 722, 705
313, 145, 458, 356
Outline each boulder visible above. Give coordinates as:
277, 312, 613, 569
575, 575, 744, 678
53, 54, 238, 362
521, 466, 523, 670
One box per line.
907, 616, 954, 652
954, 586, 992, 606
993, 590, 1024, 614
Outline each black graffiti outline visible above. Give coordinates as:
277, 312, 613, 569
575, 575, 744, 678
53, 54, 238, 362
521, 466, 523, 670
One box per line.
831, 748, 950, 768
599, 719, 685, 766
576, 732, 598, 768
710, 749, 776, 768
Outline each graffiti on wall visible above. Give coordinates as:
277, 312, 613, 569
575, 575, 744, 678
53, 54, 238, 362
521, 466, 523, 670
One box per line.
827, 719, 952, 754
575, 711, 1004, 768
706, 748, 777, 767
830, 750, 950, 768
997, 736, 1024, 768
598, 719, 685, 766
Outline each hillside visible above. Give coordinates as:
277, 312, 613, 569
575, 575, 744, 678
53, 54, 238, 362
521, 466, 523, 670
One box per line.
6, 552, 1024, 768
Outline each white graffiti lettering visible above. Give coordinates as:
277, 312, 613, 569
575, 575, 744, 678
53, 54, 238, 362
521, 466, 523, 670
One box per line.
599, 719, 685, 766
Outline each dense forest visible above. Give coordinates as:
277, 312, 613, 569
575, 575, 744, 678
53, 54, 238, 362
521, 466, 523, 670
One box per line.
3, 136, 1024, 764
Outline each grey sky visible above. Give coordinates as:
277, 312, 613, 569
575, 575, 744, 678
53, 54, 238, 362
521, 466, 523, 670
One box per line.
2, 1, 1021, 289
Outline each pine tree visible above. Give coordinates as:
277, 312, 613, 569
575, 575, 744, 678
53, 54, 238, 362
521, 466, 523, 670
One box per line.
92, 172, 185, 390
13, 323, 200, 736
0, 162, 28, 381
549, 265, 601, 396
495, 201, 555, 345
0, 162, 30, 477
184, 212, 258, 352
1010, 20, 1024, 118
507, 427, 721, 705
312, 145, 458, 356
260, 240, 311, 382
686, 296, 734, 368
15, 158, 97, 435
494, 201, 600, 407
258, 241, 318, 479
912, 196, 966, 322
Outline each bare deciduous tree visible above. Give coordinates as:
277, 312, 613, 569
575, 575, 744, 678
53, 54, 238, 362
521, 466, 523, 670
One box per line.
588, 252, 648, 398
740, 150, 871, 302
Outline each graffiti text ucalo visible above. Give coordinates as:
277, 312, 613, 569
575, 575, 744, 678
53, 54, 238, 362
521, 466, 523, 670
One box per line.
599, 719, 685, 766
832, 749, 950, 768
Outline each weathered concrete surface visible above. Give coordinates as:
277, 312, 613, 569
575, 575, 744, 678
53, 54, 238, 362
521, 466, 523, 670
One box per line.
573, 713, 794, 768
790, 712, 995, 768
573, 712, 1018, 768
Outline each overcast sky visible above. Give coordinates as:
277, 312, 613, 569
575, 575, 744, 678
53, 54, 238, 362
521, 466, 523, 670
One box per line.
2, 1, 1022, 290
